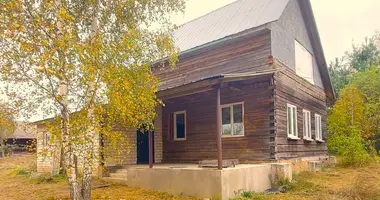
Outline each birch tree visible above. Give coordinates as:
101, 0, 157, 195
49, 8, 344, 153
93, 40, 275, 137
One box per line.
0, 1, 185, 199
327, 86, 374, 166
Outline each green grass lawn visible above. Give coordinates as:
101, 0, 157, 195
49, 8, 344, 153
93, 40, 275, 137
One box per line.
1, 153, 380, 200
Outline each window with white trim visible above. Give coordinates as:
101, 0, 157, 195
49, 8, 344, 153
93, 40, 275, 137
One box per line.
295, 40, 314, 84
174, 111, 186, 141
221, 103, 244, 137
287, 104, 298, 139
43, 132, 50, 147
315, 114, 323, 141
303, 110, 312, 140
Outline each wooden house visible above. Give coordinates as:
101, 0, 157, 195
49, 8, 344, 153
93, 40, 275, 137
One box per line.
150, 0, 333, 166
36, 0, 334, 198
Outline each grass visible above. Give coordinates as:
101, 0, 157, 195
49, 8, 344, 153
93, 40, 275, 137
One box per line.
0, 153, 198, 200
1, 154, 380, 200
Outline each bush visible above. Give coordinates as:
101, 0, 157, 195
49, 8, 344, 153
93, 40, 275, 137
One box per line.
328, 86, 375, 167
235, 192, 266, 200
16, 168, 30, 176
328, 132, 374, 167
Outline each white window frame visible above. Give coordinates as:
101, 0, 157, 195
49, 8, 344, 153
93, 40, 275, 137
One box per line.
221, 102, 244, 138
295, 40, 314, 84
287, 104, 299, 139
315, 114, 324, 142
173, 110, 186, 141
302, 110, 312, 141
43, 132, 49, 147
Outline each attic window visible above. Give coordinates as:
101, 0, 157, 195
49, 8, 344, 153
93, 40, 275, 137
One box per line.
295, 40, 314, 84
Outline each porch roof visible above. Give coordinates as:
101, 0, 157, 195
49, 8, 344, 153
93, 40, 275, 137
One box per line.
157, 69, 280, 100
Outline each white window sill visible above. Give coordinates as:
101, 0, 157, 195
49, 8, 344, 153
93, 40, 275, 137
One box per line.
174, 138, 186, 141
316, 139, 325, 143
304, 138, 314, 142
287, 136, 301, 140
222, 135, 244, 138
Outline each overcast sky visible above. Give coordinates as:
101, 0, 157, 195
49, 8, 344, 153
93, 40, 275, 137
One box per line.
171, 0, 380, 64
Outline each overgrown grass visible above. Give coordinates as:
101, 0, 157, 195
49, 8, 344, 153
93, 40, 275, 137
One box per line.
30, 173, 68, 184
2, 154, 380, 200
0, 153, 198, 200
233, 160, 380, 200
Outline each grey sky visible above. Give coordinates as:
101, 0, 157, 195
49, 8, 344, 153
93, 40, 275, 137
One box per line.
171, 0, 380, 64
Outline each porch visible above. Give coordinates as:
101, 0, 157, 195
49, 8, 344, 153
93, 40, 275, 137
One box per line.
103, 162, 292, 200
158, 69, 279, 166
102, 69, 290, 199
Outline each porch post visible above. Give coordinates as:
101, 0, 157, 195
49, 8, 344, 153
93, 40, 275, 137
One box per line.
148, 130, 153, 168
216, 85, 223, 170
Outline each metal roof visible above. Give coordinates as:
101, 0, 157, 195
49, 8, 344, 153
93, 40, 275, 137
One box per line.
174, 0, 289, 52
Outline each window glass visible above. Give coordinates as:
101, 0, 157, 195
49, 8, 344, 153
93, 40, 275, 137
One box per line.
308, 112, 311, 138
303, 110, 311, 139
292, 107, 297, 137
315, 114, 322, 141
222, 107, 231, 136
287, 106, 292, 136
287, 104, 298, 138
233, 104, 243, 136
175, 113, 185, 139
303, 112, 306, 137
221, 103, 244, 136
43, 132, 50, 147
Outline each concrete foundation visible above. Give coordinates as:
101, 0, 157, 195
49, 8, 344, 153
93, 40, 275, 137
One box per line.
104, 163, 292, 200
279, 155, 336, 173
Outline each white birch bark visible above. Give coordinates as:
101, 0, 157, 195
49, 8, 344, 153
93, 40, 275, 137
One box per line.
82, 1, 101, 199
55, 0, 82, 199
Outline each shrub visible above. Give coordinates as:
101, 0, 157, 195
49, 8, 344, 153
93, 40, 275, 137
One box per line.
235, 192, 266, 200
328, 131, 374, 167
328, 86, 375, 167
241, 191, 254, 198
16, 168, 30, 176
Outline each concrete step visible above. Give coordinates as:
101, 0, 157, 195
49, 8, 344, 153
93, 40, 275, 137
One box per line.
308, 161, 323, 172
102, 177, 128, 184
108, 173, 128, 179
115, 169, 130, 173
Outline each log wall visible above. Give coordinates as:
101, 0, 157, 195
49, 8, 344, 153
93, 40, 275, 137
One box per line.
162, 78, 273, 163
153, 30, 272, 91
273, 67, 328, 159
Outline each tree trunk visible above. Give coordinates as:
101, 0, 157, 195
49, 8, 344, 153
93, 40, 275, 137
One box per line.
60, 82, 83, 200
55, 0, 83, 199
60, 82, 84, 200
82, 82, 95, 200
81, 1, 101, 198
